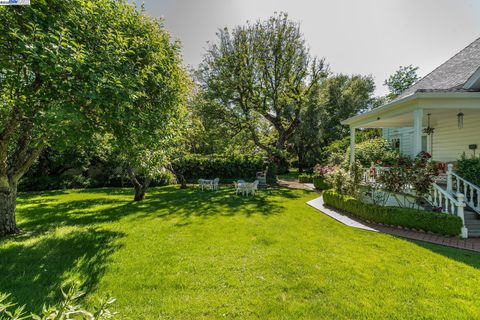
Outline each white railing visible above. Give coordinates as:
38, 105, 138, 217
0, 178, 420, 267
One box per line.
361, 166, 414, 194
447, 163, 480, 214
429, 182, 468, 238
362, 164, 469, 238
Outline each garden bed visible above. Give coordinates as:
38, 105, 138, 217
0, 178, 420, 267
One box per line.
323, 189, 463, 236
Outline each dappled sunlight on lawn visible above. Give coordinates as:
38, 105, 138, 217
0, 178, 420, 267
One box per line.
2, 186, 480, 319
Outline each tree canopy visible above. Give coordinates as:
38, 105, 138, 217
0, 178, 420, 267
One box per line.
199, 12, 327, 170
384, 65, 420, 99
0, 0, 187, 235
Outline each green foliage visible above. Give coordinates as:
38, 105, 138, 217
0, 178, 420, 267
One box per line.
323, 129, 381, 166
345, 138, 399, 167
19, 175, 93, 192
199, 12, 327, 166
384, 65, 420, 99
18, 171, 175, 192
291, 75, 376, 169
0, 287, 115, 319
457, 153, 480, 186
298, 173, 313, 183
171, 154, 264, 181
266, 163, 278, 184
373, 152, 437, 206
313, 177, 330, 190
325, 162, 363, 197
323, 189, 463, 236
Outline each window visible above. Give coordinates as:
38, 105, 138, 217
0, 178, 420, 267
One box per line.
391, 138, 400, 151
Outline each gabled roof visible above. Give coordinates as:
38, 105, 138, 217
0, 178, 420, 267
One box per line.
395, 37, 480, 100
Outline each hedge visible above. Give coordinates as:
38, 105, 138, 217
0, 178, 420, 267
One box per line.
313, 177, 330, 190
298, 173, 313, 183
323, 189, 463, 236
18, 172, 175, 192
172, 154, 265, 181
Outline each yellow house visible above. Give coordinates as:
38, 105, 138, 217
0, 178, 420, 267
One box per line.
342, 37, 480, 164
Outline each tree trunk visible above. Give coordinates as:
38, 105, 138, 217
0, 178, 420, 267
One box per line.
0, 183, 19, 236
133, 177, 150, 201
134, 184, 146, 201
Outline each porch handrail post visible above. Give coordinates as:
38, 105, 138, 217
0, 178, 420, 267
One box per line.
413, 109, 423, 156
447, 163, 453, 193
456, 192, 468, 238
350, 126, 356, 165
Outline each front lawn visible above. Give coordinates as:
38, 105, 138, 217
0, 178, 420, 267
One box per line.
1, 186, 480, 319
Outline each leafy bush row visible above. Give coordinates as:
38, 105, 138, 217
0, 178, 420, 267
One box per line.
172, 154, 265, 181
323, 189, 462, 236
19, 172, 175, 192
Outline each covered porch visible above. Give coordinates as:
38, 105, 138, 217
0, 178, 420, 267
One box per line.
342, 92, 480, 164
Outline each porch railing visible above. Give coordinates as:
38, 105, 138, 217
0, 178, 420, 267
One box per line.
447, 163, 480, 215
361, 164, 469, 238
428, 182, 468, 238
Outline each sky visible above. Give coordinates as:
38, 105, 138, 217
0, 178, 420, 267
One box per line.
134, 0, 480, 96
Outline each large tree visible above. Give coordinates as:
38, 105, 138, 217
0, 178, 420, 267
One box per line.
0, 0, 186, 235
291, 74, 375, 169
199, 12, 327, 170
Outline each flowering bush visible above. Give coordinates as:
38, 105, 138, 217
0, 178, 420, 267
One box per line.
313, 164, 335, 177
372, 152, 437, 208
325, 161, 363, 197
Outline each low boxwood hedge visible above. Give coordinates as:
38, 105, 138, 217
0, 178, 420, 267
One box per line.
323, 189, 463, 236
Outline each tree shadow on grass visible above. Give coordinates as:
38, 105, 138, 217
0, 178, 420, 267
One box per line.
16, 186, 304, 235
406, 239, 480, 269
0, 227, 124, 313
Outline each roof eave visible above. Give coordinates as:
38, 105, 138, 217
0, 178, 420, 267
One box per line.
341, 93, 417, 126
341, 91, 480, 127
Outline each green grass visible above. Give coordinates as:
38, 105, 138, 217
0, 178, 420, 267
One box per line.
1, 186, 480, 319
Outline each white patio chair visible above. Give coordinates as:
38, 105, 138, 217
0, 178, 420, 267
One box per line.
213, 178, 220, 190
248, 180, 259, 196
198, 179, 205, 191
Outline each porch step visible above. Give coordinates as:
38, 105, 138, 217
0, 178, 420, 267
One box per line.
464, 210, 480, 237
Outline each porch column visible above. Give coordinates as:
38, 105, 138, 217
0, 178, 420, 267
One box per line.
413, 109, 423, 156
350, 126, 356, 165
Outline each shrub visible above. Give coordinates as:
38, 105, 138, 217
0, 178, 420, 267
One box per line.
266, 162, 278, 184
313, 177, 330, 190
347, 138, 399, 167
172, 154, 265, 181
19, 171, 175, 192
298, 173, 313, 183
457, 153, 480, 186
323, 189, 463, 236
19, 175, 94, 192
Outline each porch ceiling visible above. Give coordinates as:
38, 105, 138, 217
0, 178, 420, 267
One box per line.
361, 109, 477, 128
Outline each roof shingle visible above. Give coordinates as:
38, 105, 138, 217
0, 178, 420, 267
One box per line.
395, 37, 480, 101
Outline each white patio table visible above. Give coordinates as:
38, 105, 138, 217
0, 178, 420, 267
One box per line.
199, 179, 214, 191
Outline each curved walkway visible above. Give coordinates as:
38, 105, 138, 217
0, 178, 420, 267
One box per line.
308, 196, 480, 253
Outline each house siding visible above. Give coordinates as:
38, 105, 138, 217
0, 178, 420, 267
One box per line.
432, 112, 480, 162
383, 128, 415, 158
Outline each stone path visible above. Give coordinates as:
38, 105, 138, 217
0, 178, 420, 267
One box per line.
277, 178, 315, 191
308, 196, 480, 253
